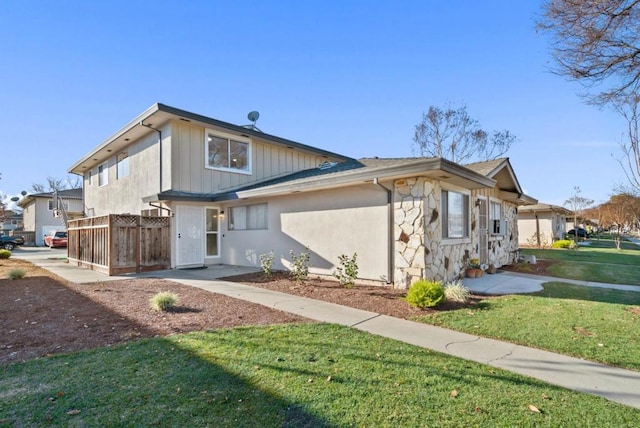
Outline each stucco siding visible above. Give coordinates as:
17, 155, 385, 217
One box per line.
219, 185, 390, 281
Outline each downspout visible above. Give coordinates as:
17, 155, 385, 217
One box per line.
140, 121, 163, 194
535, 212, 541, 247
373, 178, 393, 284
140, 122, 171, 216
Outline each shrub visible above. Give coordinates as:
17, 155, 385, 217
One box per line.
8, 269, 26, 280
0, 249, 11, 259
289, 248, 310, 283
444, 280, 470, 303
406, 279, 445, 308
150, 291, 179, 311
260, 251, 275, 276
552, 239, 576, 249
333, 253, 358, 288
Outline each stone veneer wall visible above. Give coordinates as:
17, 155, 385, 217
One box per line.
393, 177, 473, 288
486, 201, 519, 266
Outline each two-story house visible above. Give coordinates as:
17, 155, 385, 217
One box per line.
18, 188, 83, 246
69, 103, 536, 286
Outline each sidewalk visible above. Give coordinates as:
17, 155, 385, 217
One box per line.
13, 247, 640, 410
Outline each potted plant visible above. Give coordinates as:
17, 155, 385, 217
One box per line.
466, 258, 482, 278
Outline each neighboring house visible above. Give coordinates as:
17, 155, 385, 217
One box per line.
18, 188, 83, 246
68, 103, 536, 286
518, 203, 573, 247
1, 210, 23, 232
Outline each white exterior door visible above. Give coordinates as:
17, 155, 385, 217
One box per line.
176, 205, 204, 267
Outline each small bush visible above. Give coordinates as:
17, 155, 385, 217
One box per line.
333, 253, 358, 288
552, 239, 576, 249
289, 248, 310, 283
406, 279, 445, 308
444, 280, 470, 303
8, 269, 26, 280
150, 291, 179, 311
0, 249, 11, 259
260, 251, 275, 276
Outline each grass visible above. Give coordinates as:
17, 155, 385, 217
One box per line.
419, 282, 640, 371
520, 235, 640, 285
1, 323, 639, 426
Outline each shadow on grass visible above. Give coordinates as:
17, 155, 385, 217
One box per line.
0, 335, 333, 427
526, 282, 640, 305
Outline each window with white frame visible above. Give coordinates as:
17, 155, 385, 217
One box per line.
228, 203, 267, 230
98, 162, 108, 186
490, 201, 504, 235
117, 152, 129, 179
205, 131, 250, 173
47, 199, 69, 211
441, 190, 469, 238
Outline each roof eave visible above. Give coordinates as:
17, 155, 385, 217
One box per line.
237, 158, 496, 199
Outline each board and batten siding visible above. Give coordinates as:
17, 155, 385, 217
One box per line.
170, 121, 340, 194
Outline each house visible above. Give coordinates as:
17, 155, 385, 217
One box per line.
68, 103, 537, 286
517, 203, 573, 247
1, 209, 23, 232
18, 188, 83, 246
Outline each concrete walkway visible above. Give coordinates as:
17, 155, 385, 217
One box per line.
12, 247, 640, 410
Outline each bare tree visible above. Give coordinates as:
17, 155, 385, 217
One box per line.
611, 95, 640, 192
539, 0, 640, 105
32, 175, 82, 193
564, 186, 594, 241
413, 104, 516, 163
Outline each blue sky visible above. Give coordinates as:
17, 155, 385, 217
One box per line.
0, 1, 628, 209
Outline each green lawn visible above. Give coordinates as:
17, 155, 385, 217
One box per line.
1, 323, 638, 426
520, 236, 640, 285
419, 282, 640, 371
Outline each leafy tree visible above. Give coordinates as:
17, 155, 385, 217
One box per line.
413, 104, 516, 163
564, 186, 594, 240
538, 0, 640, 105
598, 193, 640, 248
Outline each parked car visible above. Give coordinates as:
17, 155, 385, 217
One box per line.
567, 228, 589, 238
0, 232, 24, 250
44, 230, 68, 248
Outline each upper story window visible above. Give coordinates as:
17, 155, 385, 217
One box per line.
98, 162, 108, 186
48, 199, 69, 211
117, 152, 129, 179
441, 189, 469, 239
205, 130, 251, 174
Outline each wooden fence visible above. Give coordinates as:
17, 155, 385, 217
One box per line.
68, 214, 171, 275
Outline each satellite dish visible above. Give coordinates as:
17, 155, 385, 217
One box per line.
247, 111, 260, 122
21, 190, 27, 196
10, 197, 19, 202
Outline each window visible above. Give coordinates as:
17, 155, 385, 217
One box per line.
205, 131, 250, 173
490, 201, 504, 235
47, 199, 69, 211
441, 190, 469, 238
98, 162, 108, 186
228, 203, 267, 230
206, 208, 220, 256
117, 152, 129, 179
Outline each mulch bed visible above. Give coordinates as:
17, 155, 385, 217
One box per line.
0, 258, 305, 366
1, 258, 487, 367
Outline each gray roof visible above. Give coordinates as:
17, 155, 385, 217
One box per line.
464, 158, 509, 177
518, 203, 573, 215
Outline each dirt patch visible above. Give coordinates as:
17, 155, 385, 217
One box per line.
0, 258, 305, 366
500, 259, 558, 276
